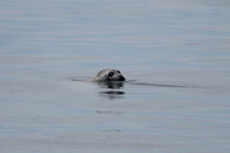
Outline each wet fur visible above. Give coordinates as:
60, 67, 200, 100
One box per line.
92, 68, 125, 82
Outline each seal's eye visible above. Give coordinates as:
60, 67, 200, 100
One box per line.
117, 71, 121, 74
108, 72, 114, 77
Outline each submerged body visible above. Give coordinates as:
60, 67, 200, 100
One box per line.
92, 68, 126, 82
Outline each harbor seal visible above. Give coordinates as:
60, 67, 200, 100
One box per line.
92, 68, 126, 82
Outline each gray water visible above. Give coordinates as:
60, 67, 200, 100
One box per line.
1, 0, 230, 153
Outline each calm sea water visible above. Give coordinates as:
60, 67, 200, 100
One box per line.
1, 0, 230, 153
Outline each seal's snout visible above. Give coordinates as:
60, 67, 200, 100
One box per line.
118, 75, 125, 81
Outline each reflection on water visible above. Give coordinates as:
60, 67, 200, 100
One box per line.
99, 91, 125, 99
95, 110, 123, 115
97, 81, 125, 99
96, 81, 125, 89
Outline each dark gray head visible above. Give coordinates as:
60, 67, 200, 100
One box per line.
93, 68, 126, 82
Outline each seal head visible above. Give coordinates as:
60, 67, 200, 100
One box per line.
93, 68, 125, 82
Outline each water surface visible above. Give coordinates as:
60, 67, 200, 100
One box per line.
0, 0, 230, 153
